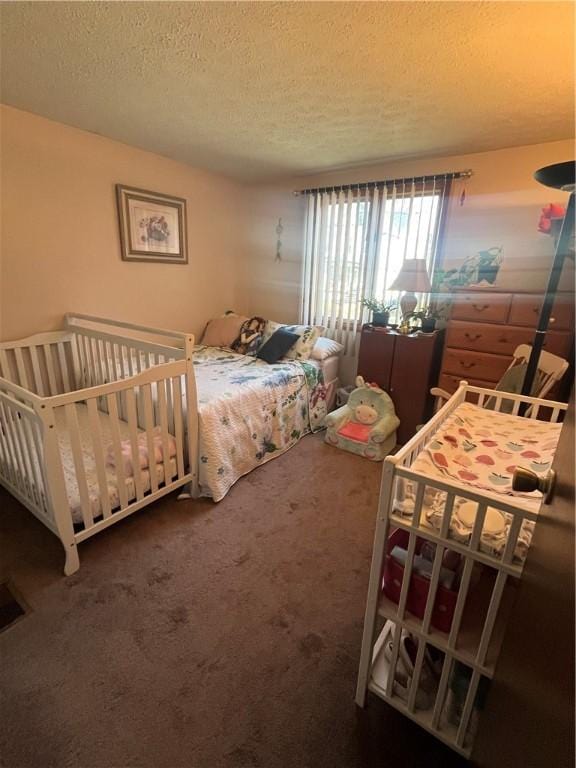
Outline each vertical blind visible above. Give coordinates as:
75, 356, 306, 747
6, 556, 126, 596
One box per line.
299, 173, 460, 355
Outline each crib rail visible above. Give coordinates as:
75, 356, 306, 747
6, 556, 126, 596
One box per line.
0, 331, 78, 396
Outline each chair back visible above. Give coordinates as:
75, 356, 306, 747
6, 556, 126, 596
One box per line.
511, 344, 569, 401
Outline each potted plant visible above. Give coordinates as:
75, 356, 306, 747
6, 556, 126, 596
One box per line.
361, 298, 397, 327
409, 306, 441, 333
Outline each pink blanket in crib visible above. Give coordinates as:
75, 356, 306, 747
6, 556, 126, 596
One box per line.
106, 426, 177, 477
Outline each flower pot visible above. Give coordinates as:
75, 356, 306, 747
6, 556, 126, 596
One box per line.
372, 312, 389, 327
421, 317, 436, 333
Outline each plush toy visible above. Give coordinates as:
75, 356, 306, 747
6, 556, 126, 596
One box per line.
324, 376, 400, 460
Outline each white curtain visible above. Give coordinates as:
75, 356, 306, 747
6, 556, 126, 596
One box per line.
300, 175, 451, 356
300, 185, 385, 356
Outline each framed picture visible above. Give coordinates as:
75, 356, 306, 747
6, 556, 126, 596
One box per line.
116, 185, 188, 264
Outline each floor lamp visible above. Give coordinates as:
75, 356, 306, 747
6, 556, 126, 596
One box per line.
521, 161, 575, 404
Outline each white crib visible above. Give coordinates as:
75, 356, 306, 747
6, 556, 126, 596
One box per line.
355, 382, 568, 757
0, 314, 199, 575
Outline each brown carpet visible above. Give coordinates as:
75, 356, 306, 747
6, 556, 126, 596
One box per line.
0, 433, 466, 768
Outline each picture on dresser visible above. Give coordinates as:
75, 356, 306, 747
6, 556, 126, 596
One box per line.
116, 185, 188, 264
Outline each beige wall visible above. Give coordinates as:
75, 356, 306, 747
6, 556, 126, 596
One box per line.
0, 105, 248, 341
241, 140, 575, 323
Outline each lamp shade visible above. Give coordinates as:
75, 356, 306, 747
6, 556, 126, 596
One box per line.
390, 259, 432, 293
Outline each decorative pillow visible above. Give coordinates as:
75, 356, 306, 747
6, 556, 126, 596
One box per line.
311, 336, 344, 361
262, 320, 323, 361
231, 316, 266, 356
257, 329, 300, 364
201, 314, 247, 348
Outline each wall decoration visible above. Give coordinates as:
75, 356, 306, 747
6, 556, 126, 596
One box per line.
275, 217, 283, 261
116, 185, 188, 264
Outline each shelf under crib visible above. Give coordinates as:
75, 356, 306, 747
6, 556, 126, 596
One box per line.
377, 565, 517, 679
368, 624, 470, 758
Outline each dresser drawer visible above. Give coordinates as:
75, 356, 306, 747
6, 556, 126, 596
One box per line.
446, 321, 573, 358
509, 293, 575, 330
442, 348, 510, 383
438, 373, 495, 394
451, 293, 512, 324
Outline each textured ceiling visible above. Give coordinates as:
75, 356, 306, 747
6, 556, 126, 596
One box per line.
1, 1, 574, 181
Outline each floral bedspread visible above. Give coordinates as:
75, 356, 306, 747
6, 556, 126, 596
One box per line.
194, 346, 326, 500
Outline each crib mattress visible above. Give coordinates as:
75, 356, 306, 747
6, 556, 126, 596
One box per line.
394, 402, 562, 561
54, 405, 177, 525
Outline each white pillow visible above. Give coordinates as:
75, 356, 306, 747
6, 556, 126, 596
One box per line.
311, 336, 344, 361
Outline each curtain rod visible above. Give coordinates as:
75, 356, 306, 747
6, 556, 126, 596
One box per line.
293, 169, 473, 196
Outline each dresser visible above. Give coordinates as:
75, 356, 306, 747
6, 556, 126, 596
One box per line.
439, 289, 574, 396
357, 326, 444, 444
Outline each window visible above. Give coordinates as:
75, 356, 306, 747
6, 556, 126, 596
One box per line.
300, 176, 451, 353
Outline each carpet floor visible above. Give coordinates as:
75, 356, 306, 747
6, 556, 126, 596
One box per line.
0, 433, 466, 768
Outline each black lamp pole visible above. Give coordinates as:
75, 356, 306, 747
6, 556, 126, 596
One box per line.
520, 162, 575, 407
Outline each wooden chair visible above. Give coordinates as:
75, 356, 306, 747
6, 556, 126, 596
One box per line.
431, 344, 569, 413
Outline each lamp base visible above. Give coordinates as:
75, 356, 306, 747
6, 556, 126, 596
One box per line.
399, 291, 418, 320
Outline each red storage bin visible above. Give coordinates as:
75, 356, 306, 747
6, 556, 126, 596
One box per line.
382, 529, 459, 633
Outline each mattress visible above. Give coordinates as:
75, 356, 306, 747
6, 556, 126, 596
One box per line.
54, 405, 177, 525
394, 402, 562, 562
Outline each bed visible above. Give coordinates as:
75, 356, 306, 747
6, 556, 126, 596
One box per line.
0, 313, 327, 574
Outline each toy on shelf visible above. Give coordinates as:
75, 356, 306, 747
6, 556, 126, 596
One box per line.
324, 376, 399, 460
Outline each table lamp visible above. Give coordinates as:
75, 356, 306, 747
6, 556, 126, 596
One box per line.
389, 258, 432, 323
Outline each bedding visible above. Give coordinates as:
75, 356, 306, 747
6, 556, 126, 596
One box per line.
193, 345, 327, 500
201, 314, 247, 347
311, 336, 344, 361
394, 402, 562, 561
261, 321, 322, 361
53, 405, 178, 524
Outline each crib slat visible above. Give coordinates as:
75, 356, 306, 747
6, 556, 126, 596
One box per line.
431, 653, 453, 729
530, 403, 541, 420
470, 503, 487, 551
125, 389, 144, 501
421, 541, 446, 635
14, 348, 30, 390
551, 406, 560, 423
0, 349, 12, 380
43, 344, 58, 395
0, 401, 17, 487
14, 410, 39, 507
86, 398, 112, 519
476, 570, 507, 667
65, 404, 93, 529
23, 417, 46, 510
511, 399, 521, 416
406, 638, 427, 713
106, 393, 129, 510
456, 668, 481, 748
502, 514, 523, 564
157, 378, 172, 486
57, 342, 71, 393
448, 557, 475, 648
29, 346, 45, 395
70, 335, 82, 390
0, 401, 25, 492
172, 376, 185, 479
142, 384, 159, 494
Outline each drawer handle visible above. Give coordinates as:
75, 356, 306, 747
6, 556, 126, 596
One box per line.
472, 304, 490, 311
461, 362, 476, 369
464, 333, 482, 341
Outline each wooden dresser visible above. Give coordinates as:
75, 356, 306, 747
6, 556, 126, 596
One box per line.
439, 289, 574, 395
357, 326, 444, 444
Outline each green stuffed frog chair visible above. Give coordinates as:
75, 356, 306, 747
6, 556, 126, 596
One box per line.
325, 376, 399, 460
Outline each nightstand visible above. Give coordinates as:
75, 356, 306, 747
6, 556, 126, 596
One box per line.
357, 325, 444, 443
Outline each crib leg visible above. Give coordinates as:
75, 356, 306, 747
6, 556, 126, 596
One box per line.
177, 482, 194, 500
64, 544, 80, 576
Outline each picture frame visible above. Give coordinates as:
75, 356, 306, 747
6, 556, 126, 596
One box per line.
115, 184, 188, 264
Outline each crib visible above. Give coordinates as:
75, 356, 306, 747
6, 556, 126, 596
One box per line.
0, 315, 199, 575
355, 382, 568, 757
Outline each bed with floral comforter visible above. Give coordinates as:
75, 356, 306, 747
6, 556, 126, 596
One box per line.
194, 346, 326, 500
